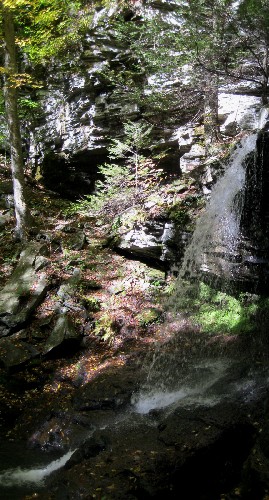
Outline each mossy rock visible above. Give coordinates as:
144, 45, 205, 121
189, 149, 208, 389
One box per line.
147, 268, 166, 281
81, 296, 101, 312
136, 307, 163, 327
168, 206, 190, 228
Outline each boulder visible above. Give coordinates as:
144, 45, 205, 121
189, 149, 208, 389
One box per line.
116, 218, 190, 269
0, 243, 50, 336
180, 143, 206, 173
61, 230, 86, 251
43, 308, 82, 355
57, 268, 81, 301
0, 334, 39, 369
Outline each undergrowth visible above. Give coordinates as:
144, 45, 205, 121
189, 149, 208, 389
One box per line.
169, 280, 269, 336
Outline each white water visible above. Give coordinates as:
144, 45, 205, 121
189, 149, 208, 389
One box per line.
0, 449, 75, 487
181, 133, 257, 278
0, 133, 261, 491
135, 133, 259, 416
133, 359, 230, 414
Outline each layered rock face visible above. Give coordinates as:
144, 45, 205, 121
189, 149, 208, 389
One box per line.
239, 128, 269, 292
29, 5, 263, 198
27, 5, 269, 290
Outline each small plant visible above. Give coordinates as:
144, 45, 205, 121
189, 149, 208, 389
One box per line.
69, 163, 134, 218
81, 296, 101, 312
136, 307, 162, 327
94, 313, 115, 343
69, 120, 163, 221
168, 206, 190, 227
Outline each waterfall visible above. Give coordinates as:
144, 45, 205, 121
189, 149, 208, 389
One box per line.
133, 132, 261, 414
179, 133, 258, 283
0, 131, 264, 493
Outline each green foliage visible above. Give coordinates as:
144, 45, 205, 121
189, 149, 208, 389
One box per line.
94, 312, 115, 343
168, 204, 190, 228
166, 194, 204, 230
175, 281, 269, 336
69, 162, 133, 216
18, 96, 42, 120
81, 296, 101, 312
136, 307, 162, 327
109, 121, 153, 160
11, 0, 89, 64
70, 120, 162, 219
194, 283, 243, 334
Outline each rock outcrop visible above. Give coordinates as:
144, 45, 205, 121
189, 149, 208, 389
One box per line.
27, 4, 265, 202
0, 242, 50, 337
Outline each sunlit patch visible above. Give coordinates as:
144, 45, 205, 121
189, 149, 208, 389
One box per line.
56, 354, 127, 387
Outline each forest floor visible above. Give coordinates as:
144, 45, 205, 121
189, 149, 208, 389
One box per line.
0, 164, 176, 444
2, 166, 269, 499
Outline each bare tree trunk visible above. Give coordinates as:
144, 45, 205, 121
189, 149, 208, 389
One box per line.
2, 4, 32, 241
262, 44, 269, 104
203, 3, 220, 155
204, 72, 219, 153
135, 152, 138, 196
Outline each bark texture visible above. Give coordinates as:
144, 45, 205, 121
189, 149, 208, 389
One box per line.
2, 4, 32, 241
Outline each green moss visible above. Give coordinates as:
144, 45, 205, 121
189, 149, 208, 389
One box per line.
81, 296, 101, 312
167, 204, 190, 228
197, 285, 269, 335
136, 307, 162, 327
196, 293, 242, 333
176, 281, 267, 336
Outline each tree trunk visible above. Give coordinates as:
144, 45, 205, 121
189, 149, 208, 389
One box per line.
2, 4, 32, 241
203, 3, 220, 154
135, 152, 138, 196
262, 44, 269, 104
204, 72, 219, 153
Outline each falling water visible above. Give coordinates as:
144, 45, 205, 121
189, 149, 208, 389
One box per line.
0, 132, 264, 492
0, 450, 74, 488
179, 133, 258, 282
133, 132, 259, 414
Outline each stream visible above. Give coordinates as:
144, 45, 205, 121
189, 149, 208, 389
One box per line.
1, 128, 269, 498
0, 355, 269, 498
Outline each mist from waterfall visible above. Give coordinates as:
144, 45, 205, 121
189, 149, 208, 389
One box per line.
0, 132, 262, 493
133, 132, 259, 414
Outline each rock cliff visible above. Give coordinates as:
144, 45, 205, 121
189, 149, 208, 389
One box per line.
26, 4, 269, 290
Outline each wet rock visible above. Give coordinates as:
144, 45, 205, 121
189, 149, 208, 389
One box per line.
74, 366, 142, 412
28, 410, 96, 452
47, 403, 255, 499
29, 417, 73, 451
65, 431, 110, 469
241, 406, 269, 498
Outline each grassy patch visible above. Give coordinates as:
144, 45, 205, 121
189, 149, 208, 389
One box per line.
173, 281, 268, 336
